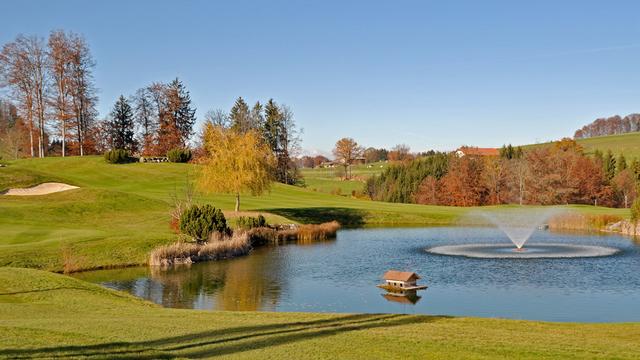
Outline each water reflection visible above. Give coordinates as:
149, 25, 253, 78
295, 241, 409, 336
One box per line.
381, 290, 422, 305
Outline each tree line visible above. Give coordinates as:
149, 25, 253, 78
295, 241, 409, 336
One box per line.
366, 140, 639, 208
574, 113, 640, 139
0, 30, 97, 158
99, 78, 196, 156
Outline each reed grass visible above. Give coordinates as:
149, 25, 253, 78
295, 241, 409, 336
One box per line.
548, 213, 623, 231
149, 232, 250, 266
247, 221, 340, 245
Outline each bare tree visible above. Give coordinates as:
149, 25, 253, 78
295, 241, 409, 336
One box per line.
0, 40, 36, 157
0, 35, 48, 157
25, 35, 49, 158
133, 87, 156, 154
48, 30, 73, 157
68, 34, 97, 156
204, 108, 230, 128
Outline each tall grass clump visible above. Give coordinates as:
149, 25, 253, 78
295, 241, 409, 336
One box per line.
149, 231, 250, 266
247, 221, 340, 245
548, 213, 622, 231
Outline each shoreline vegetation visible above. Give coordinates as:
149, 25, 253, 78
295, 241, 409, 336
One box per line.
150, 221, 341, 267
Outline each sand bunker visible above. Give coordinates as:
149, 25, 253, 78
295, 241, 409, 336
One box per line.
2, 182, 79, 196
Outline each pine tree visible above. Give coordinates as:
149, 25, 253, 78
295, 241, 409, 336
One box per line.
108, 95, 136, 151
229, 97, 251, 133
168, 78, 196, 144
263, 99, 283, 179
603, 150, 616, 181
617, 153, 627, 174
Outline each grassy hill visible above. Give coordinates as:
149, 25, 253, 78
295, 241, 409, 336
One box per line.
1, 267, 638, 359
524, 132, 640, 159
576, 132, 640, 158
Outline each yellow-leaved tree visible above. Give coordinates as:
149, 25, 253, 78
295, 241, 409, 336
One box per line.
199, 123, 275, 212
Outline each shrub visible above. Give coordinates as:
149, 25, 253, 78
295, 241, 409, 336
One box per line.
179, 204, 228, 242
167, 148, 192, 163
104, 149, 132, 164
235, 215, 267, 230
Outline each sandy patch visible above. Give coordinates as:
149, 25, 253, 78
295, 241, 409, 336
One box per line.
2, 182, 79, 196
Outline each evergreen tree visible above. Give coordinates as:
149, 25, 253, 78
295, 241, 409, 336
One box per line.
229, 97, 251, 133
108, 95, 136, 151
167, 78, 196, 144
617, 153, 627, 174
603, 150, 616, 181
630, 158, 640, 182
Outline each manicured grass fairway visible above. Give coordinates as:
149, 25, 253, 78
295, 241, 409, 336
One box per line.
0, 156, 629, 272
0, 267, 639, 359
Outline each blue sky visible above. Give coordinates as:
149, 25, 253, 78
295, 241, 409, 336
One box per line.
2, 0, 640, 155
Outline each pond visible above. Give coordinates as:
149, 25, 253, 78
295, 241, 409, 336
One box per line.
73, 227, 640, 322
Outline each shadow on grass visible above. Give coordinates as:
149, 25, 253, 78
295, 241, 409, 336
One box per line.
263, 207, 367, 226
0, 313, 447, 359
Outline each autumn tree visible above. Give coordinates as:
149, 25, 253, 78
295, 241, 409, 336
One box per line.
0, 99, 29, 159
333, 137, 362, 180
107, 95, 136, 151
613, 169, 636, 208
0, 35, 49, 157
438, 155, 486, 206
47, 30, 76, 157
199, 124, 275, 212
388, 144, 413, 162
68, 33, 97, 156
363, 147, 388, 163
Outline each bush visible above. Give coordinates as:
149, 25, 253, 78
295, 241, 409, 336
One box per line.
179, 204, 228, 242
236, 215, 267, 230
167, 148, 192, 163
104, 149, 131, 164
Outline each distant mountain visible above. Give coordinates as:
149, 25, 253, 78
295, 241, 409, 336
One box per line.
574, 113, 640, 139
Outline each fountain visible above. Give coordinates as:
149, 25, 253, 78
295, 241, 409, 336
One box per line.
426, 208, 620, 259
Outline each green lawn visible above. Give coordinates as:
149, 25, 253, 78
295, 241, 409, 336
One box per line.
300, 161, 387, 195
0, 156, 629, 272
0, 267, 638, 359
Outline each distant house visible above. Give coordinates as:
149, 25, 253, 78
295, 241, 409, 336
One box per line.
351, 157, 366, 165
381, 270, 422, 289
455, 147, 499, 157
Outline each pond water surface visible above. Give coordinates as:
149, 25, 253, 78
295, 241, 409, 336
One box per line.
74, 227, 640, 322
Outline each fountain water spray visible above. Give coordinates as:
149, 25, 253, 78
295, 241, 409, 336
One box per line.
474, 207, 562, 249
